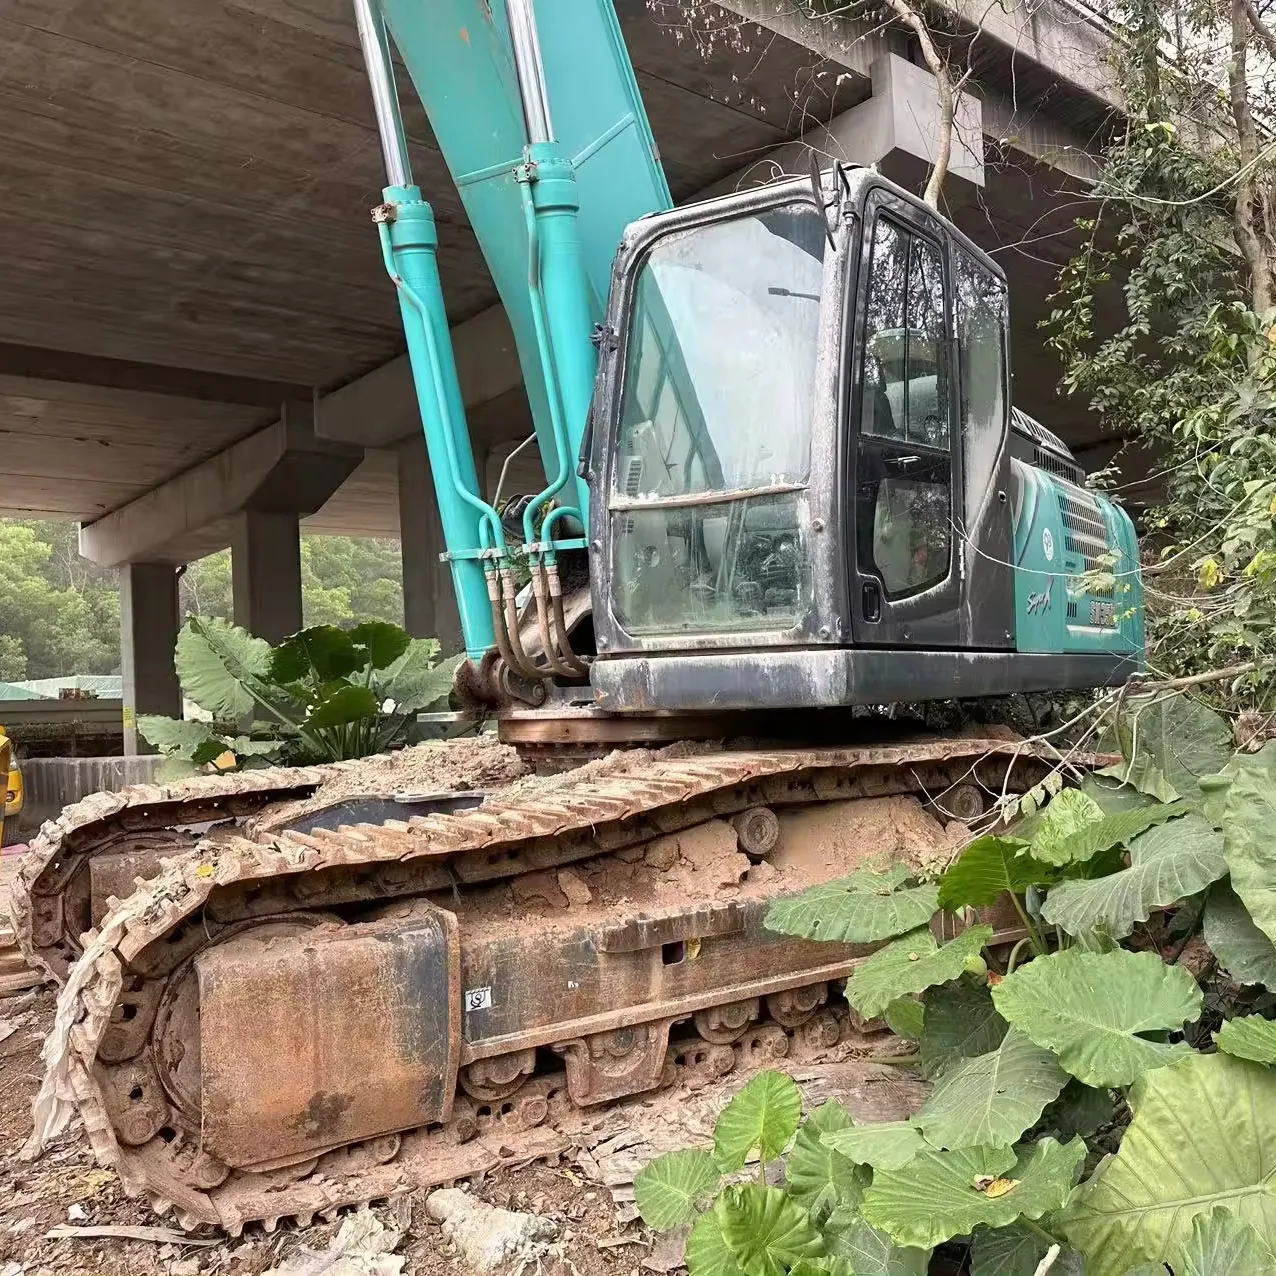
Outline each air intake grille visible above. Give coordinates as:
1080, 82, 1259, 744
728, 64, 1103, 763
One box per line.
1056, 485, 1113, 598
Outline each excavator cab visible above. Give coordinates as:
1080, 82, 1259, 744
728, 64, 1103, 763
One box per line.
587, 167, 1141, 712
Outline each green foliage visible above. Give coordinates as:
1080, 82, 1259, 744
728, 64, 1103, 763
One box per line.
1215, 1015, 1276, 1064
913, 1029, 1069, 1150
969, 1226, 1085, 1276
784, 1102, 867, 1223
1030, 789, 1105, 861
718, 1186, 823, 1276
0, 519, 408, 682
1030, 800, 1189, 868
1174, 1206, 1276, 1276
1204, 883, 1276, 988
860, 1138, 1086, 1250
140, 617, 459, 771
635, 1149, 722, 1230
1201, 745, 1276, 946
845, 926, 993, 1020
1039, 815, 1226, 939
917, 980, 1008, 1080
1061, 1052, 1276, 1275
1102, 694, 1237, 808
881, 999, 923, 1041
644, 690, 1276, 1276
765, 867, 939, 944
992, 949, 1202, 1087
714, 1072, 803, 1172
937, 836, 1055, 910
820, 1121, 926, 1173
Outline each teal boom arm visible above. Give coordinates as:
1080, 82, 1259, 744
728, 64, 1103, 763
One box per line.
356, 0, 671, 656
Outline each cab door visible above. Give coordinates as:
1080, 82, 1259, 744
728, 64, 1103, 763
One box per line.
847, 188, 963, 647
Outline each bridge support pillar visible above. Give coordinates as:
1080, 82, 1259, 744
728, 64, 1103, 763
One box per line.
120, 562, 182, 755
232, 510, 303, 644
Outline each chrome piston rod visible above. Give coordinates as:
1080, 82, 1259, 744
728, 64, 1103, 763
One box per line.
352, 0, 413, 188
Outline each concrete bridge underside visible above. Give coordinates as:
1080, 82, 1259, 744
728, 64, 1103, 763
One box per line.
0, 0, 1139, 742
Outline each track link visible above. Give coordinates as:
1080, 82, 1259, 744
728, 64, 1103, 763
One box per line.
25, 737, 1083, 1233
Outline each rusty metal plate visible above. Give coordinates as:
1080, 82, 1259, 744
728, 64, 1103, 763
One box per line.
196, 909, 459, 1169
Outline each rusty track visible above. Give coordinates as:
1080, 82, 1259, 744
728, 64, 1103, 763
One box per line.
25, 737, 1088, 1234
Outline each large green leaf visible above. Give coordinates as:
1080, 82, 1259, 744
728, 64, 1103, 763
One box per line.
1041, 1079, 1115, 1140
766, 868, 939, 945
914, 1029, 1069, 1150
785, 1101, 868, 1222
1103, 693, 1234, 807
1204, 883, 1276, 989
687, 1207, 744, 1276
713, 1071, 802, 1172
937, 837, 1055, 910
1080, 773, 1159, 815
136, 715, 223, 760
846, 926, 993, 1020
1061, 1051, 1276, 1276
919, 980, 1008, 1080
821, 1121, 927, 1172
992, 949, 1202, 1087
269, 625, 361, 684
1216, 1015, 1276, 1065
302, 683, 379, 733
969, 1226, 1086, 1276
378, 642, 461, 713
1039, 815, 1226, 939
634, 1148, 721, 1230
175, 617, 273, 719
883, 998, 924, 1041
1174, 1205, 1276, 1276
826, 1213, 930, 1275
718, 1185, 823, 1276
1204, 745, 1276, 947
1032, 790, 1105, 862
348, 621, 412, 671
1031, 800, 1190, 868
862, 1137, 1085, 1250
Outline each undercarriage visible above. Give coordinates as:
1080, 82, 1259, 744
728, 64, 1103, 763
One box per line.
17, 735, 1070, 1234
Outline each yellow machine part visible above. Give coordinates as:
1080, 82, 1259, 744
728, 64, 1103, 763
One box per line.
0, 726, 22, 847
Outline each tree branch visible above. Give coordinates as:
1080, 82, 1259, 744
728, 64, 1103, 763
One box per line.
1229, 0, 1275, 313
879, 0, 955, 209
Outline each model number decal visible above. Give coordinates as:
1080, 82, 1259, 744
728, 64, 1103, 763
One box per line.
464, 986, 492, 1012
1089, 600, 1116, 627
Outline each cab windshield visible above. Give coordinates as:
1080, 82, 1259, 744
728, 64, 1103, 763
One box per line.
609, 202, 827, 635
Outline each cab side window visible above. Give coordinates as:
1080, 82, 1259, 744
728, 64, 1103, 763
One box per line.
856, 217, 953, 600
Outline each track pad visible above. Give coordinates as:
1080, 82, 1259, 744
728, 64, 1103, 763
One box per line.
196, 908, 459, 1168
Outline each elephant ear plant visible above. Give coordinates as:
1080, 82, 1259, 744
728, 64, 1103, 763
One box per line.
636, 690, 1276, 1276
139, 616, 461, 774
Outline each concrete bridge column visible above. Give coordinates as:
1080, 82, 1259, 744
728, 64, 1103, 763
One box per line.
397, 434, 463, 655
231, 510, 303, 644
119, 562, 182, 755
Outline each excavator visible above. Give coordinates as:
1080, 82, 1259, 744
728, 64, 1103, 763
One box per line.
16, 0, 1143, 1234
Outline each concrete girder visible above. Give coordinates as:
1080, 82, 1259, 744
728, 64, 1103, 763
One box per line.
79, 402, 362, 568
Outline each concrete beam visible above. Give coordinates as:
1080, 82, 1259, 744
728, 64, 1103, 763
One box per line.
316, 305, 525, 449
715, 0, 1121, 114
80, 401, 362, 567
702, 53, 985, 200
119, 562, 181, 755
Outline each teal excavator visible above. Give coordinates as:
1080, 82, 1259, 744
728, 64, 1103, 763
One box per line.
18, 0, 1143, 1233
